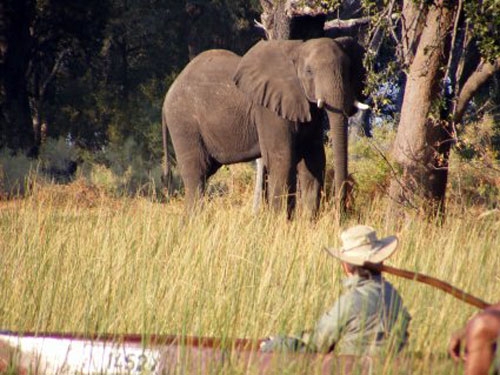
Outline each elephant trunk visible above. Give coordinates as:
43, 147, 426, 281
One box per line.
326, 110, 348, 215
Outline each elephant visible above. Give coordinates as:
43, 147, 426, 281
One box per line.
162, 37, 366, 217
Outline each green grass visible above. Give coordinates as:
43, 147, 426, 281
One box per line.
1, 181, 499, 373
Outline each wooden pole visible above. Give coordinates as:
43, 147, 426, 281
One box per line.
365, 262, 490, 310
323, 247, 490, 310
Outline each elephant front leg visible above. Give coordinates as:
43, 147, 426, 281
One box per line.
256, 110, 298, 218
265, 150, 297, 218
297, 143, 325, 219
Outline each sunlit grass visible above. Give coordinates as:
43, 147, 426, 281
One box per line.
1, 177, 499, 373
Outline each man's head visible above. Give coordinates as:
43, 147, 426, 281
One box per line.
325, 225, 398, 267
341, 261, 381, 277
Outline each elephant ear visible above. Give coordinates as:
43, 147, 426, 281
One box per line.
233, 40, 311, 122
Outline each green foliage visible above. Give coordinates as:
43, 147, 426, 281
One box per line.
348, 123, 396, 203
360, 0, 380, 16
464, 0, 500, 62
3, 0, 499, 216
183, 0, 261, 57
65, 0, 187, 155
296, 0, 341, 12
455, 116, 500, 161
323, 121, 397, 209
86, 163, 120, 196
356, 0, 404, 119
206, 162, 256, 202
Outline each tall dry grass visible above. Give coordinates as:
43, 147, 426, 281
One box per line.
1, 176, 499, 373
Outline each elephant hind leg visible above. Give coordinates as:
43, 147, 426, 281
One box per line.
178, 148, 221, 210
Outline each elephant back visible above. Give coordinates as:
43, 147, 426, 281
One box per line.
163, 49, 243, 125
173, 50, 241, 88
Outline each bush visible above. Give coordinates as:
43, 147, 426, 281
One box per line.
449, 116, 500, 209
81, 137, 170, 199
39, 137, 79, 183
0, 149, 38, 198
324, 121, 396, 206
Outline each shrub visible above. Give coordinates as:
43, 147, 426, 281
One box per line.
449, 116, 500, 209
0, 149, 38, 198
38, 137, 79, 183
325, 121, 396, 207
82, 137, 171, 199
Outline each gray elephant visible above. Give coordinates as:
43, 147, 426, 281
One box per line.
162, 37, 366, 217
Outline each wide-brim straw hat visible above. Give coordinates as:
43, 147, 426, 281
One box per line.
324, 225, 398, 266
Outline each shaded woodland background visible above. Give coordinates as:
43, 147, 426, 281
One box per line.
1, 0, 262, 157
1, 0, 499, 217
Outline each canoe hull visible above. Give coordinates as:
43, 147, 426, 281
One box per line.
0, 332, 371, 375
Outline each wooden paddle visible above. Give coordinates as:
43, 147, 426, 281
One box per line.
323, 248, 491, 310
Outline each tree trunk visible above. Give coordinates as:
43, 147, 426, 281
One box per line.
389, 0, 456, 218
259, 0, 327, 40
400, 0, 426, 67
260, 0, 291, 40
0, 0, 36, 155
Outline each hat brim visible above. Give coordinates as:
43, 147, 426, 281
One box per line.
324, 236, 398, 266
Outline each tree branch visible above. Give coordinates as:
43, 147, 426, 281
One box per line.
324, 17, 371, 30
39, 48, 70, 99
367, 2, 399, 56
453, 57, 500, 123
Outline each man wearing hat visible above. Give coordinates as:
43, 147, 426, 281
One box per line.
261, 225, 411, 357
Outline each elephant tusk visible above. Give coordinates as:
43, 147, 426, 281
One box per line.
317, 98, 325, 109
354, 100, 370, 110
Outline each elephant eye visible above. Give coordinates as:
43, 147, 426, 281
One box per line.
305, 66, 313, 75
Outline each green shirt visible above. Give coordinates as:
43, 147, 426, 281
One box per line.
306, 274, 411, 355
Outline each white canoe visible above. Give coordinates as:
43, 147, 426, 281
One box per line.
0, 331, 377, 374
0, 331, 163, 374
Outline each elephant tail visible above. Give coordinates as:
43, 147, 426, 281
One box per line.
161, 109, 173, 195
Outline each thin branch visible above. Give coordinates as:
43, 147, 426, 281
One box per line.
39, 48, 70, 99
455, 20, 472, 91
367, 3, 399, 56
324, 17, 371, 30
385, 1, 400, 46
445, 0, 463, 82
